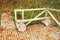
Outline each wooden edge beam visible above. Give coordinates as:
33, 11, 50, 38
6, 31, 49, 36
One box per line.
14, 8, 60, 12
14, 8, 46, 11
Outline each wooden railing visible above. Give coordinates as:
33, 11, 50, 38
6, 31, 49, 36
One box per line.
14, 8, 60, 26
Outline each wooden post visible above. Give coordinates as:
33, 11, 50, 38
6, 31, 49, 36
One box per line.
14, 10, 17, 21
22, 11, 24, 20
45, 11, 48, 17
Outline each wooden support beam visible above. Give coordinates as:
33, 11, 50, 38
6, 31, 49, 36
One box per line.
16, 17, 50, 22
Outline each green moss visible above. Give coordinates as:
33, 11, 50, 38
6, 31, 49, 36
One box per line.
56, 26, 60, 29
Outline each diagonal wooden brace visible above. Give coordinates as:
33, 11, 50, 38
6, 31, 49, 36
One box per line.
26, 10, 46, 25
47, 10, 60, 26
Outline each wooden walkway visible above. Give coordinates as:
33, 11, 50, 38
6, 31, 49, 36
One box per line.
0, 12, 60, 40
